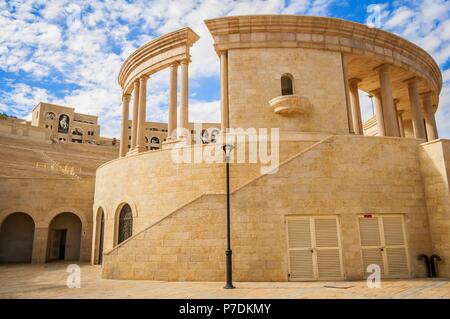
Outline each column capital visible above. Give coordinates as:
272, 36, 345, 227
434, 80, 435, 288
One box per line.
403, 76, 419, 85
348, 78, 362, 85
419, 90, 433, 98
139, 74, 150, 82
369, 88, 381, 97
122, 93, 131, 101
373, 63, 392, 73
180, 58, 191, 65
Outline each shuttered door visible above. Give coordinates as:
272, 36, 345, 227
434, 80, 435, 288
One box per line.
314, 218, 343, 280
286, 217, 343, 281
358, 215, 409, 278
383, 216, 409, 277
286, 218, 314, 281
359, 216, 385, 275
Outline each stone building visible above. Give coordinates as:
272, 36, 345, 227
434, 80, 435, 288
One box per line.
125, 121, 220, 151
95, 15, 450, 282
0, 109, 118, 264
1, 14, 449, 283
31, 102, 108, 145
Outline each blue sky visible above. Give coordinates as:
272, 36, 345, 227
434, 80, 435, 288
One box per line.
0, 0, 449, 138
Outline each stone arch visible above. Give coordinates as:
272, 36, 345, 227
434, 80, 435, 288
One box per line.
0, 212, 35, 263
44, 206, 88, 229
113, 202, 136, 246
46, 212, 82, 261
0, 207, 38, 228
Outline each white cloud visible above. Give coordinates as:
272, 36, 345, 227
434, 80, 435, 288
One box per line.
4, 0, 448, 140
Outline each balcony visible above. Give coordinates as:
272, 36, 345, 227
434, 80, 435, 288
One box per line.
268, 95, 313, 116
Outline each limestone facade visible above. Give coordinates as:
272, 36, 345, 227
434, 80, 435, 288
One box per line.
1, 15, 449, 282
95, 15, 449, 282
0, 112, 118, 264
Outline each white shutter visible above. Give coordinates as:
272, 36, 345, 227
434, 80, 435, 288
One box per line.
383, 216, 409, 277
358, 215, 410, 278
359, 217, 381, 247
359, 216, 384, 276
286, 217, 343, 281
314, 218, 343, 279
361, 248, 385, 274
286, 218, 314, 281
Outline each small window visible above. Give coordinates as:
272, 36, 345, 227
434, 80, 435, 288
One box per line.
281, 74, 294, 96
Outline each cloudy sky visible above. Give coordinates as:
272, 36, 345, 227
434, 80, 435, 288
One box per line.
0, 0, 449, 138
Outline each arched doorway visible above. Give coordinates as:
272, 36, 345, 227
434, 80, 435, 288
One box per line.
95, 208, 105, 264
0, 212, 35, 263
117, 204, 133, 245
46, 212, 82, 262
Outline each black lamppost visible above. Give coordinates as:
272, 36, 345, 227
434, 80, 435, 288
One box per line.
222, 144, 235, 289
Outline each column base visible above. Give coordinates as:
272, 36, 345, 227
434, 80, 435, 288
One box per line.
127, 146, 147, 155
162, 137, 190, 150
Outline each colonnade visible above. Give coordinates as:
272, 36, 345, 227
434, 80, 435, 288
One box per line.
346, 63, 438, 140
119, 59, 191, 157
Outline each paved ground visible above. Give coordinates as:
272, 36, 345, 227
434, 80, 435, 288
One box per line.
0, 263, 449, 299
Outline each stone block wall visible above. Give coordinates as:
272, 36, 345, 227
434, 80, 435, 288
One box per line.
228, 48, 349, 134
419, 139, 450, 277
102, 135, 432, 281
94, 139, 316, 253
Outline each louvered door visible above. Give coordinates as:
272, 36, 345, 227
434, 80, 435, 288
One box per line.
286, 216, 343, 281
314, 218, 343, 280
358, 215, 409, 278
286, 218, 315, 280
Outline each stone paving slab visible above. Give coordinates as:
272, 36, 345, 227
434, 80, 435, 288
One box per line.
0, 263, 449, 299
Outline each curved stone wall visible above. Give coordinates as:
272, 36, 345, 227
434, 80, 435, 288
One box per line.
94, 137, 318, 253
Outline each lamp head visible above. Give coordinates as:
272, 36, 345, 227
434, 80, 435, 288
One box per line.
222, 144, 234, 156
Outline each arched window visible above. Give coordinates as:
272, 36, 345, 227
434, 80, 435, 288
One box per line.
150, 137, 160, 144
200, 129, 209, 144
58, 114, 70, 133
118, 204, 133, 244
45, 112, 56, 121
281, 74, 294, 96
210, 129, 220, 143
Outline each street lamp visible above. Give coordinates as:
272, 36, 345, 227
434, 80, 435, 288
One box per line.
222, 143, 235, 289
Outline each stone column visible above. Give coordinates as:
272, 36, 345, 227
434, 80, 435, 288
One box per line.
348, 78, 363, 135
397, 109, 405, 137
341, 53, 355, 134
376, 64, 400, 137
31, 227, 48, 264
421, 91, 438, 141
119, 93, 131, 157
136, 75, 149, 152
220, 51, 229, 132
130, 80, 140, 150
371, 89, 385, 136
405, 77, 426, 139
179, 59, 189, 138
168, 62, 178, 139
